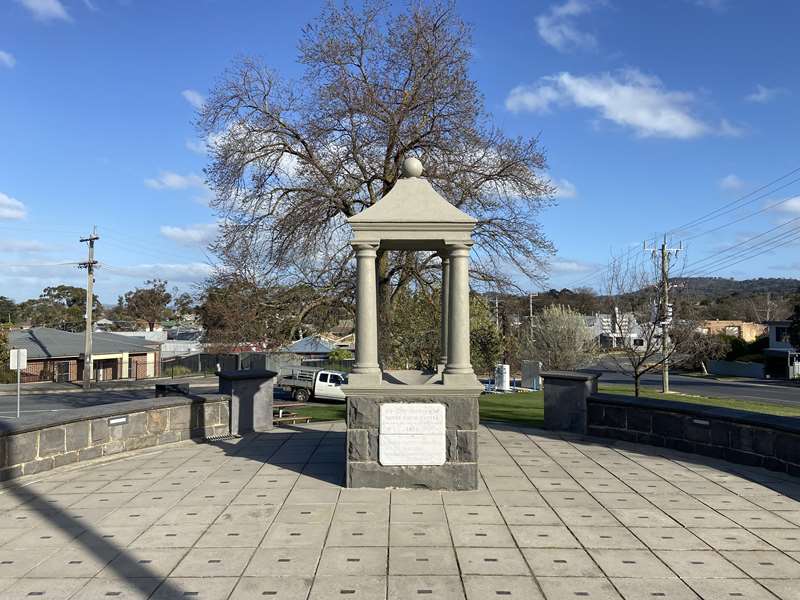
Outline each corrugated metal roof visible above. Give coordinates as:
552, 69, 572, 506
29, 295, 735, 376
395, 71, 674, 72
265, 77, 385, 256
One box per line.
9, 327, 159, 360
282, 335, 335, 355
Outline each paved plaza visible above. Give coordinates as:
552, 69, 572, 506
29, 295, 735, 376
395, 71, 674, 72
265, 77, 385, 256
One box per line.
0, 422, 798, 599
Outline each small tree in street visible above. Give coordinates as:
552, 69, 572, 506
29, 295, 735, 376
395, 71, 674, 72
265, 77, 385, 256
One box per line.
121, 279, 172, 331
524, 304, 598, 371
604, 250, 691, 397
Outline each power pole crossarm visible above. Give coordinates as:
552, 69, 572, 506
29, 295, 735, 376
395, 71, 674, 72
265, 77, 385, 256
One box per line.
78, 227, 99, 390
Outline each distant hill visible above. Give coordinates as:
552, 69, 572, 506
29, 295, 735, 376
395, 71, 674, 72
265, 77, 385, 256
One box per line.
674, 277, 800, 298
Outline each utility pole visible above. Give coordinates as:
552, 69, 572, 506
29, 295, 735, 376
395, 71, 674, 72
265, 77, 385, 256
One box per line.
645, 235, 681, 393
495, 294, 500, 330
79, 227, 99, 390
529, 293, 534, 340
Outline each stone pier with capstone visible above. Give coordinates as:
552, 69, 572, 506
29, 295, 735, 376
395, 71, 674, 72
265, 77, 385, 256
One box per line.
342, 157, 482, 490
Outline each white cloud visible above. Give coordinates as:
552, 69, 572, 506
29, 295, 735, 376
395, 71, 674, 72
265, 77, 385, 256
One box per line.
185, 139, 208, 155
160, 223, 219, 246
549, 258, 595, 274
0, 192, 26, 220
108, 262, 214, 282
0, 51, 16, 69
552, 178, 577, 199
745, 84, 783, 104
506, 69, 736, 139
536, 0, 600, 52
771, 196, 800, 216
693, 0, 728, 12
145, 171, 205, 190
0, 240, 46, 252
181, 89, 205, 110
719, 174, 745, 190
17, 0, 71, 22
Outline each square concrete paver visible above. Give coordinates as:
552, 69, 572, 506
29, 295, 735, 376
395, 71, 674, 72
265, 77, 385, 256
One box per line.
171, 547, 255, 577
451, 523, 516, 547
308, 575, 386, 600
261, 522, 329, 548
318, 546, 388, 575
26, 547, 115, 578
720, 550, 800, 578
70, 578, 162, 600
629, 527, 709, 551
229, 576, 313, 600
611, 578, 700, 600
655, 550, 746, 579
683, 578, 779, 600
149, 577, 238, 600
537, 576, 622, 599
522, 548, 603, 577
388, 575, 465, 600
759, 578, 800, 600
456, 547, 530, 575
752, 527, 800, 551
571, 526, 646, 550
1, 577, 90, 600
327, 519, 388, 546
389, 546, 459, 575
244, 547, 321, 577
690, 527, 773, 551
510, 525, 580, 548
588, 548, 675, 578
463, 575, 543, 599
389, 522, 451, 546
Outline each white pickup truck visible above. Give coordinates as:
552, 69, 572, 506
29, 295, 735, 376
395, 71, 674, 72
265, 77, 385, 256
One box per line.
277, 368, 347, 403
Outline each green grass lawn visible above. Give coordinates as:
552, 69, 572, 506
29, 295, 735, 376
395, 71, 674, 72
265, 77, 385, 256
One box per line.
599, 384, 800, 417
283, 381, 800, 426
479, 391, 544, 427
290, 402, 346, 422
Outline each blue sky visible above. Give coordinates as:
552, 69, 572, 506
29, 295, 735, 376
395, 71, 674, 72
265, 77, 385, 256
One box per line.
1, 0, 799, 304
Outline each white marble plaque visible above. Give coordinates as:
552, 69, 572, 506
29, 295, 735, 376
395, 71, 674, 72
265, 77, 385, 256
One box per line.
379, 403, 446, 466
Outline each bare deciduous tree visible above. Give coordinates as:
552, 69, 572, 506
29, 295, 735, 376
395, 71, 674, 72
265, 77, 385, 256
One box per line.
199, 0, 554, 364
604, 251, 691, 397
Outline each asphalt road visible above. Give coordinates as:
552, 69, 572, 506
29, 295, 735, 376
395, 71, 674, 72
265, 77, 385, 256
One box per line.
0, 372, 796, 419
599, 371, 800, 407
0, 385, 219, 418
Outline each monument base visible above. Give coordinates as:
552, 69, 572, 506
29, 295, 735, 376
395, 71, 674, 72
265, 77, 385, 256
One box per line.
343, 380, 481, 491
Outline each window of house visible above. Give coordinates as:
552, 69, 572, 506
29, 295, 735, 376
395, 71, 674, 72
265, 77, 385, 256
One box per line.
776, 327, 790, 343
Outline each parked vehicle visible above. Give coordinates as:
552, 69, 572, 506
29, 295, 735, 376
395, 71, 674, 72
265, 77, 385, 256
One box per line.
277, 367, 347, 402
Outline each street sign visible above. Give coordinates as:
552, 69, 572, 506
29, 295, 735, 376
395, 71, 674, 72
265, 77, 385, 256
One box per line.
9, 348, 27, 370
9, 348, 26, 419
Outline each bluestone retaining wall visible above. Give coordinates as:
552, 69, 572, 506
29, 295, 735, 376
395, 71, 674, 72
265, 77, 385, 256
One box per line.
0, 394, 230, 481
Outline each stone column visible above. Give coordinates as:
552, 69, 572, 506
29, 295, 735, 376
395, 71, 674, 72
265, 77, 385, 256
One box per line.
439, 253, 450, 368
443, 243, 477, 386
350, 243, 382, 386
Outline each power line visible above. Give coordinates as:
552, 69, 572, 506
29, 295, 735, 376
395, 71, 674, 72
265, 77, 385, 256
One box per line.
681, 215, 800, 276
560, 164, 800, 290
684, 227, 800, 278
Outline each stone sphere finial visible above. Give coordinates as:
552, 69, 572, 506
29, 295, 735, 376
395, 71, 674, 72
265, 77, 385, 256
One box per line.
401, 157, 423, 178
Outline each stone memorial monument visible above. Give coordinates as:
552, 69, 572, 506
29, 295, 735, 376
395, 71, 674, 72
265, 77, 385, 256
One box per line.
343, 157, 483, 490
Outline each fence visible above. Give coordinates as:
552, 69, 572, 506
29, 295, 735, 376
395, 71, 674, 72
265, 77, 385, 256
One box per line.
707, 359, 765, 379
160, 352, 304, 378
